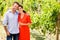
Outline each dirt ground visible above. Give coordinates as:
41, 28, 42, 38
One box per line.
0, 23, 6, 40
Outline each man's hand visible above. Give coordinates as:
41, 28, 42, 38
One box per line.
4, 26, 10, 36
6, 31, 10, 36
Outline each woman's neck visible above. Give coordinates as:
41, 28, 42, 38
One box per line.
20, 11, 25, 19
19, 11, 24, 14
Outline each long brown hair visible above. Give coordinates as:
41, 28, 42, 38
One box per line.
19, 4, 26, 13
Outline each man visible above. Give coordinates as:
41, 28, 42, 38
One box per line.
3, 2, 20, 40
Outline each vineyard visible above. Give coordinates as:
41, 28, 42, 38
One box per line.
0, 0, 60, 40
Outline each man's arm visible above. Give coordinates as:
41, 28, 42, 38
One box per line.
3, 13, 10, 36
4, 26, 10, 35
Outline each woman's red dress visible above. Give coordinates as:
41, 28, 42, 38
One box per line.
18, 13, 31, 40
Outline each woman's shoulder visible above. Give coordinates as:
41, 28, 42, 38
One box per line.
25, 13, 30, 16
18, 13, 21, 15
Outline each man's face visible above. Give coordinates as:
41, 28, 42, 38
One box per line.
12, 3, 19, 11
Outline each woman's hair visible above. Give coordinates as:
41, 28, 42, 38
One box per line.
19, 4, 26, 13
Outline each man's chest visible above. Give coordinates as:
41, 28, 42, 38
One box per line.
8, 13, 18, 21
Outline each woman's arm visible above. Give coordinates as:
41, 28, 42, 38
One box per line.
19, 22, 31, 25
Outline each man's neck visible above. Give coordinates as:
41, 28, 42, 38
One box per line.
12, 9, 16, 14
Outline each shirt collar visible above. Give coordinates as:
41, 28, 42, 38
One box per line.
8, 10, 18, 14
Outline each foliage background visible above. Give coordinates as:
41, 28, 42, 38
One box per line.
0, 0, 60, 40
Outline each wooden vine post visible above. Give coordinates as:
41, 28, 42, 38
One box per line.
56, 12, 60, 40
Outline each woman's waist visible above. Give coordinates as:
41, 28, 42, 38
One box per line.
20, 25, 28, 27
19, 25, 29, 29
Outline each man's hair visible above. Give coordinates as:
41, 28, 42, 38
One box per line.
13, 2, 20, 6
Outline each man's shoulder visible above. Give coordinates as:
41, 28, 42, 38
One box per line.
4, 10, 11, 16
5, 10, 11, 14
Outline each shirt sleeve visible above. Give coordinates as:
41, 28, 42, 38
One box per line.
3, 13, 8, 26
27, 15, 31, 23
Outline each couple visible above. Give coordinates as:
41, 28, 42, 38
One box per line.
3, 2, 31, 40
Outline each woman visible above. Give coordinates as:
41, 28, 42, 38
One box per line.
18, 5, 31, 40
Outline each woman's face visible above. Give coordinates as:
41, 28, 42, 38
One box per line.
19, 7, 23, 12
